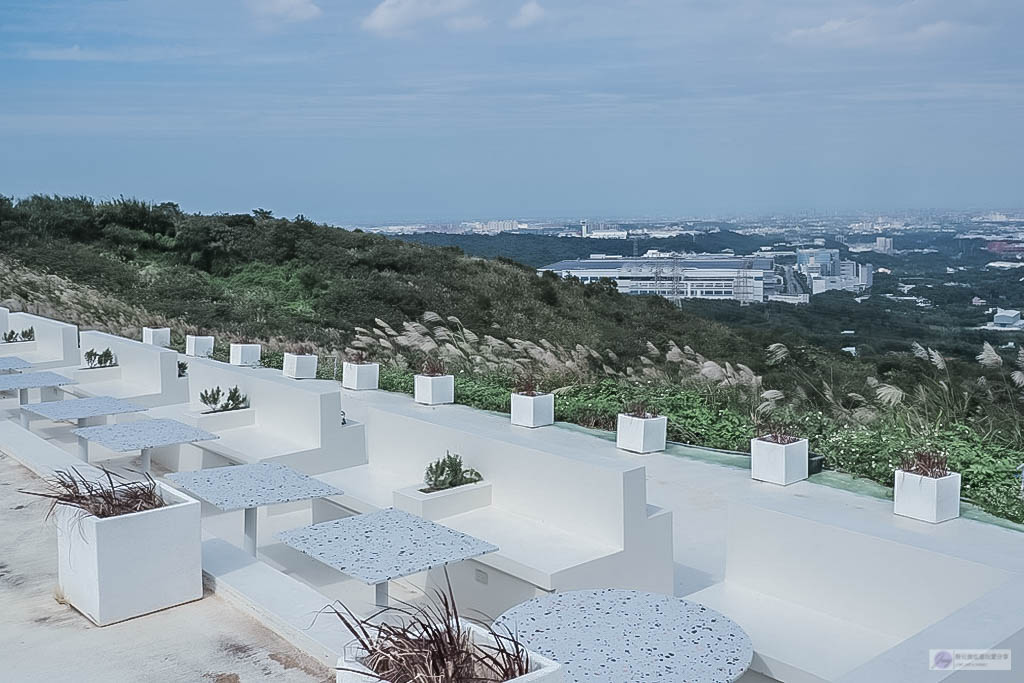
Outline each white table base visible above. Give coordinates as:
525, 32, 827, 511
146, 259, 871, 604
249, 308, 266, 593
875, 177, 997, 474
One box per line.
244, 507, 258, 556
375, 582, 390, 607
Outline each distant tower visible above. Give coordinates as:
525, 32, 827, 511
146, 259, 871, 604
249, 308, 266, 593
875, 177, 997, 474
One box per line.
581, 220, 589, 238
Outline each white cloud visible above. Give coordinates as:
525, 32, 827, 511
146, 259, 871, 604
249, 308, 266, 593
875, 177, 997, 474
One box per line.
509, 1, 545, 29
247, 0, 322, 23
783, 1, 979, 49
363, 0, 474, 35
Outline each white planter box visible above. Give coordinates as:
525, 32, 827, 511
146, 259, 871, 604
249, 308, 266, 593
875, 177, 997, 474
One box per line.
750, 437, 809, 486
342, 362, 379, 390
894, 470, 961, 523
283, 353, 318, 379
230, 343, 261, 366
414, 374, 454, 405
0, 339, 36, 356
55, 483, 202, 626
185, 406, 256, 431
393, 481, 492, 521
0, 306, 7, 335
337, 621, 563, 682
142, 327, 171, 347
511, 392, 554, 428
74, 366, 123, 383
616, 414, 667, 454
185, 335, 214, 358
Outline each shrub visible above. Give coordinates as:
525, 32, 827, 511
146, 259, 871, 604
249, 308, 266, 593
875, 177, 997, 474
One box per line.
199, 386, 223, 412
177, 360, 188, 377
199, 385, 249, 413
21, 468, 164, 519
420, 356, 447, 377
423, 451, 482, 493
84, 347, 117, 368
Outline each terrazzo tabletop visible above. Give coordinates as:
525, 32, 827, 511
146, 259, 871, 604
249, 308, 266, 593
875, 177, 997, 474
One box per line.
166, 463, 343, 511
0, 356, 32, 371
23, 396, 146, 421
277, 507, 498, 585
72, 418, 218, 452
0, 371, 77, 391
494, 589, 753, 683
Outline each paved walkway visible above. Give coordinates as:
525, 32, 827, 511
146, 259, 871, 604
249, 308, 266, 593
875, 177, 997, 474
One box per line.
0, 452, 333, 683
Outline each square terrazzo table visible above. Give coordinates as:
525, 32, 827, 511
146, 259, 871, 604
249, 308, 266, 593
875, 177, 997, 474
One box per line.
278, 507, 498, 606
20, 396, 147, 451
0, 371, 77, 405
0, 356, 32, 373
72, 418, 217, 473
166, 463, 343, 557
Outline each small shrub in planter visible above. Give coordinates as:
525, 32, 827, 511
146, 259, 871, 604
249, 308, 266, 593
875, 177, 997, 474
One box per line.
415, 357, 454, 405
510, 375, 554, 428
342, 350, 380, 391
3, 327, 34, 343
21, 468, 202, 626
177, 360, 189, 378
894, 451, 961, 523
83, 347, 118, 369
750, 431, 809, 486
331, 572, 560, 683
422, 451, 482, 493
616, 401, 667, 454
199, 385, 249, 413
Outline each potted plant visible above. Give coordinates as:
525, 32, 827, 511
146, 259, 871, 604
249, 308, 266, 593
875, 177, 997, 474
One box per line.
331, 574, 562, 682
199, 385, 249, 413
177, 360, 189, 378
230, 343, 262, 366
142, 326, 171, 347
284, 347, 319, 379
82, 347, 118, 370
2, 326, 35, 343
414, 356, 454, 406
185, 335, 214, 358
616, 401, 667, 454
510, 375, 554, 428
76, 347, 122, 382
750, 429, 809, 486
342, 350, 380, 391
189, 385, 253, 430
894, 451, 961, 523
22, 468, 202, 626
394, 451, 491, 520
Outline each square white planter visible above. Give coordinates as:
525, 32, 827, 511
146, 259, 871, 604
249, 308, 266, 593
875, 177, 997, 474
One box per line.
616, 414, 667, 454
186, 406, 256, 431
230, 343, 261, 366
337, 621, 563, 682
283, 353, 318, 379
342, 362, 379, 390
185, 335, 214, 358
142, 327, 171, 347
55, 483, 202, 626
894, 470, 961, 523
393, 481, 492, 521
0, 306, 8, 335
74, 366, 123, 384
750, 437, 809, 486
511, 392, 555, 428
414, 374, 454, 405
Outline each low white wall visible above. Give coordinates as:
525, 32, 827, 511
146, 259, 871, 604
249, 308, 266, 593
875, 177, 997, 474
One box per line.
78, 331, 186, 406
2, 311, 78, 367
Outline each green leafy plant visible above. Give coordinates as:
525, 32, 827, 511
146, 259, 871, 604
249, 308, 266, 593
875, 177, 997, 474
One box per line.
177, 360, 188, 377
84, 347, 118, 369
422, 451, 482, 493
222, 385, 248, 411
199, 386, 224, 412
20, 326, 34, 341
2, 330, 18, 343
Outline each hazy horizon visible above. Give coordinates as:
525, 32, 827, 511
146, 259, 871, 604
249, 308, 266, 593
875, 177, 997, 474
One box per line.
2, 1, 1022, 222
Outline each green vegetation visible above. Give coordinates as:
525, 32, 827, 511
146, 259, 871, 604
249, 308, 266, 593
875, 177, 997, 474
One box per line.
422, 451, 483, 493
199, 385, 248, 413
2, 194, 1022, 523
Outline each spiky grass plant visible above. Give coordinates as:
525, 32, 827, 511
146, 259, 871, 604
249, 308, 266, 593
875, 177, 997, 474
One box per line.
623, 400, 657, 419
899, 451, 951, 479
21, 468, 164, 519
421, 356, 447, 377
330, 572, 531, 682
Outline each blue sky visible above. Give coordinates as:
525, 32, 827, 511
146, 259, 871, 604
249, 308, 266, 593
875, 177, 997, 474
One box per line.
1, 1, 1022, 223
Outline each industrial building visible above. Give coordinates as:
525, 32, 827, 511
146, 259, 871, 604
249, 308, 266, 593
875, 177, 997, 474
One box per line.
538, 252, 780, 303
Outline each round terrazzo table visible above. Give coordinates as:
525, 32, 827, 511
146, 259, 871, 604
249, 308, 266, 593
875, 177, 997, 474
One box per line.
494, 589, 753, 683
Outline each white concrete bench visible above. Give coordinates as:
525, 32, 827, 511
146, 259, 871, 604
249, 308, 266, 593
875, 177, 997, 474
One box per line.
0, 310, 79, 369
0, 420, 105, 480
68, 331, 187, 407
317, 394, 674, 617
687, 503, 1013, 683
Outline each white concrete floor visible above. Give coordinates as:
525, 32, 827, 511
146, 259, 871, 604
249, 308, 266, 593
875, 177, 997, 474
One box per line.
0, 450, 333, 683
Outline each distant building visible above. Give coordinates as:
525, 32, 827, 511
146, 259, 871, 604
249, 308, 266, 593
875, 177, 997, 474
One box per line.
972, 296, 988, 306
994, 309, 1022, 328
796, 249, 840, 276
809, 260, 873, 294
874, 237, 894, 254
539, 253, 779, 303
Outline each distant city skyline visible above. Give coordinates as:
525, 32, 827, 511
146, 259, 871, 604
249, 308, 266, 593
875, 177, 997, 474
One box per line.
2, 1, 1023, 223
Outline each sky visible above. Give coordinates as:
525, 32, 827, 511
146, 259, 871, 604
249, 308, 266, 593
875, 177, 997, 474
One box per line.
1, 0, 1022, 223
